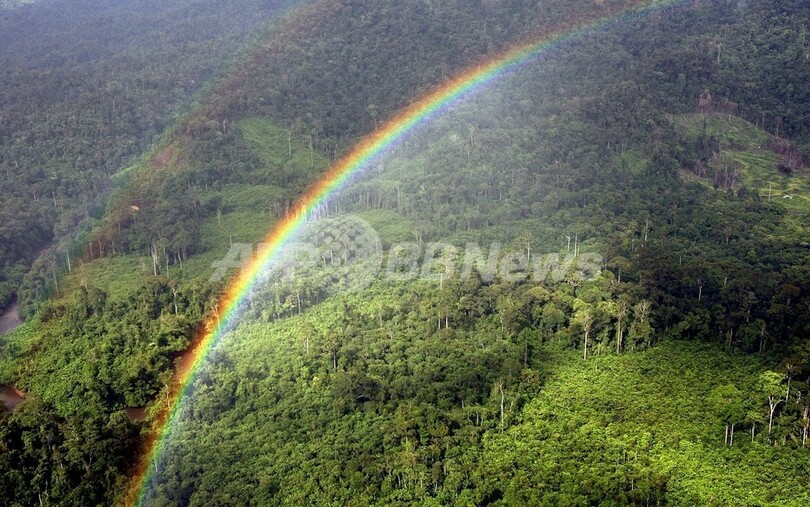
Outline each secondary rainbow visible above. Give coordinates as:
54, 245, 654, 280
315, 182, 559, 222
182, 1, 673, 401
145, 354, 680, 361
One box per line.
130, 1, 681, 504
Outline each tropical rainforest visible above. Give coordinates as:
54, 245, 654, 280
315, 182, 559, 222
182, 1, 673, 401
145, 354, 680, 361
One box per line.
0, 0, 809, 505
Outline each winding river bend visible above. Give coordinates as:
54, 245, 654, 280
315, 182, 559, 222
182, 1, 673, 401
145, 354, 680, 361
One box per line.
0, 300, 193, 419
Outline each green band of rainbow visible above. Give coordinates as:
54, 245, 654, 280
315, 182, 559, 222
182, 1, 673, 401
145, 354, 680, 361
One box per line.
130, 1, 681, 504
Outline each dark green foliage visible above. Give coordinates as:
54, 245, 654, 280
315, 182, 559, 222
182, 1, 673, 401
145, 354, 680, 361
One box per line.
0, 399, 140, 507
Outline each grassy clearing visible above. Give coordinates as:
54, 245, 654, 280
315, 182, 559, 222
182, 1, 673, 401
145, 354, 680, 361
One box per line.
675, 112, 771, 148
203, 183, 286, 214
675, 113, 810, 214
239, 117, 326, 186
52, 207, 276, 304
59, 255, 149, 301
355, 209, 417, 245
725, 150, 810, 211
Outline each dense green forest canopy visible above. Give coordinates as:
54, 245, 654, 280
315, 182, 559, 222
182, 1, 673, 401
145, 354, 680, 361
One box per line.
0, 0, 809, 505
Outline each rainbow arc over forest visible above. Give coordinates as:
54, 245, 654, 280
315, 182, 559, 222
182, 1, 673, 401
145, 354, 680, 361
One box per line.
130, 1, 680, 504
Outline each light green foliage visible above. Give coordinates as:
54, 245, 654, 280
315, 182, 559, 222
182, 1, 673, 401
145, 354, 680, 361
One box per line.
484, 342, 810, 506
0, 322, 36, 384
356, 209, 418, 245
758, 371, 787, 401
708, 384, 745, 427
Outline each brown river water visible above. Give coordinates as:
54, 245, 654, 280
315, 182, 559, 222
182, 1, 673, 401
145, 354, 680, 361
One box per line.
0, 385, 25, 411
1, 302, 25, 412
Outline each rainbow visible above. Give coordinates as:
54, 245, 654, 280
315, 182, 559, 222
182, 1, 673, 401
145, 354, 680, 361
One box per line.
129, 0, 681, 504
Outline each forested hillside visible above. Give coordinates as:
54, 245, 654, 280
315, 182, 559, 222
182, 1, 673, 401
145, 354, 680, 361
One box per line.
1, 0, 809, 505
0, 0, 301, 315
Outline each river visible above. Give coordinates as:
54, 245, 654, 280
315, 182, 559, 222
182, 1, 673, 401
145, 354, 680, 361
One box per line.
0, 301, 22, 335
0, 385, 25, 411
0, 303, 25, 411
